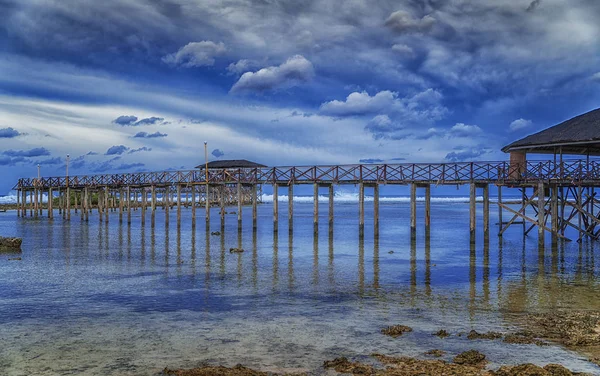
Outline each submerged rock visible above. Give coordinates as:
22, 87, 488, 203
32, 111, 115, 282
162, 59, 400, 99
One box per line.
8, 257, 21, 261
0, 236, 22, 250
434, 329, 450, 338
453, 350, 487, 367
425, 349, 446, 357
323, 357, 374, 374
504, 332, 546, 346
229, 248, 245, 253
163, 364, 270, 376
467, 330, 503, 340
381, 324, 413, 337
210, 231, 221, 236
495, 363, 550, 376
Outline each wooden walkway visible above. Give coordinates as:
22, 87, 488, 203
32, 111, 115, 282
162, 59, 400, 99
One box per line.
12, 160, 600, 242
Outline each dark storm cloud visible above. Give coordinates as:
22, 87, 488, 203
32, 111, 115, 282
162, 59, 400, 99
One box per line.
359, 158, 384, 164
445, 147, 489, 162
35, 157, 62, 165
527, 0, 542, 12
3, 147, 51, 157
211, 148, 224, 158
105, 145, 129, 155
128, 147, 151, 154
134, 131, 168, 138
0, 156, 25, 166
0, 127, 23, 138
112, 115, 138, 125
115, 162, 144, 170
134, 117, 165, 126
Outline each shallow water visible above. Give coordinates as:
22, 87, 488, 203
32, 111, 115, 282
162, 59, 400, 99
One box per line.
1, 199, 600, 375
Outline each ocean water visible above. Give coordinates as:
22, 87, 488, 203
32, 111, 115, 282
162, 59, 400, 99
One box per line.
1, 197, 599, 375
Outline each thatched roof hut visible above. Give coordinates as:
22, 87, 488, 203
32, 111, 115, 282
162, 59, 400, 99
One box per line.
502, 108, 600, 156
195, 159, 267, 169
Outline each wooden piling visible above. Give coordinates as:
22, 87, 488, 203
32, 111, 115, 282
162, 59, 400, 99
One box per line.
118, 188, 123, 223
104, 186, 109, 223
74, 190, 78, 214
374, 183, 380, 236
127, 186, 132, 225
551, 184, 558, 238
151, 186, 156, 227
469, 183, 476, 238
177, 184, 182, 227
328, 184, 334, 231
538, 181, 545, 242
21, 189, 26, 217
313, 183, 319, 233
84, 187, 89, 221
252, 184, 257, 230
273, 183, 279, 232
48, 188, 53, 219
66, 187, 70, 220
16, 188, 20, 218
288, 184, 293, 231
358, 182, 364, 235
237, 183, 242, 230
498, 185, 503, 235
424, 184, 431, 233
191, 185, 196, 228
141, 188, 146, 226
410, 183, 417, 236
165, 186, 170, 226
205, 184, 210, 226
483, 184, 489, 238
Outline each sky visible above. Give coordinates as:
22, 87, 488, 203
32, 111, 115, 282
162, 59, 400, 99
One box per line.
1, 0, 600, 194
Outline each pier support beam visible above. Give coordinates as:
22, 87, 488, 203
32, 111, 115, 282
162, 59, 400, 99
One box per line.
252, 184, 258, 230
313, 183, 319, 233
177, 184, 182, 227
191, 185, 196, 229
48, 188, 53, 219
237, 183, 242, 231
141, 188, 146, 226
84, 187, 89, 221
66, 187, 70, 220
205, 184, 210, 228
127, 186, 132, 225
374, 184, 380, 237
483, 184, 490, 239
538, 181, 545, 243
288, 184, 293, 231
425, 184, 431, 235
104, 186, 109, 223
273, 183, 279, 232
551, 184, 558, 239
328, 184, 334, 233
165, 186, 170, 227
498, 185, 503, 236
119, 188, 123, 223
358, 182, 364, 236
410, 183, 417, 238
469, 183, 476, 239
151, 186, 156, 227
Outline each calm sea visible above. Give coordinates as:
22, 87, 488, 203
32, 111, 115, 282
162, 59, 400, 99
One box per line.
1, 197, 599, 375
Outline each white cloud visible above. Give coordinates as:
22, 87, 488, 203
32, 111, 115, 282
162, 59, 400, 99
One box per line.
162, 41, 226, 68
385, 10, 436, 33
319, 91, 396, 116
227, 59, 259, 75
449, 123, 482, 137
391, 44, 415, 58
509, 118, 533, 132
230, 55, 314, 93
591, 72, 600, 81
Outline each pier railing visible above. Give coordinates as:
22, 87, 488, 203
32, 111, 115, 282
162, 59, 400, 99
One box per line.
14, 160, 600, 190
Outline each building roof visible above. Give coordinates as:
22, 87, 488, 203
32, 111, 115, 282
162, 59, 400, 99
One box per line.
195, 159, 267, 169
502, 108, 600, 155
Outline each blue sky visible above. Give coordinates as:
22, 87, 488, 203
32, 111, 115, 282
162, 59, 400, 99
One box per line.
1, 0, 599, 194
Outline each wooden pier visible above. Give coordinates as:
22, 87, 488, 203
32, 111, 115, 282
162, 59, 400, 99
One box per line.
12, 159, 600, 242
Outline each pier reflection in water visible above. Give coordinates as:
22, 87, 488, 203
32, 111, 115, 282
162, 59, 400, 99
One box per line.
1, 200, 600, 374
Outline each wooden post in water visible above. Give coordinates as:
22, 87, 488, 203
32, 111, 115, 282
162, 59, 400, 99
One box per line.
288, 184, 293, 231
469, 183, 476, 239
273, 183, 279, 232
358, 182, 365, 236
98, 190, 104, 222
79, 191, 84, 221
118, 188, 123, 223
328, 184, 334, 232
74, 190, 78, 214
205, 184, 210, 228
424, 184, 431, 235
126, 186, 132, 225
164, 186, 170, 226
551, 184, 558, 239
104, 186, 109, 223
84, 187, 89, 221
34, 187, 38, 217
252, 184, 257, 230
16, 188, 20, 218
497, 185, 503, 235
410, 183, 417, 237
483, 184, 490, 239
48, 188, 53, 219
21, 189, 26, 217
151, 186, 156, 227
313, 183, 319, 233
237, 183, 242, 231
66, 186, 71, 220
578, 185, 583, 241
177, 184, 182, 227
538, 181, 545, 242
191, 185, 196, 229
141, 188, 146, 226
374, 184, 380, 237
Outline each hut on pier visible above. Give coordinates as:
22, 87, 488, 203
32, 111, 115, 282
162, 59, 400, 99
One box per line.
195, 159, 267, 205
502, 108, 600, 178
